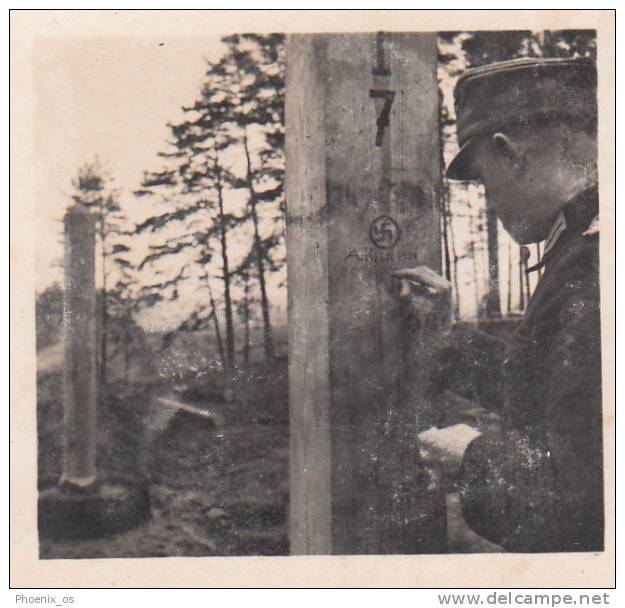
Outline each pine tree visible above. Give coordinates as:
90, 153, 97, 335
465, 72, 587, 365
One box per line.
217, 33, 286, 362
134, 33, 286, 366
100, 232, 154, 382
136, 35, 285, 367
134, 113, 241, 369
235, 270, 254, 367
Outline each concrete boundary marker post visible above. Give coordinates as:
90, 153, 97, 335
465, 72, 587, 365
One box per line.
38, 203, 150, 542
286, 32, 446, 555
60, 203, 98, 490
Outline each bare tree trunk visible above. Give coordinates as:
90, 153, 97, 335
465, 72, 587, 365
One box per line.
243, 273, 251, 366
485, 209, 501, 318
123, 316, 131, 382
518, 247, 525, 311
205, 276, 225, 369
243, 132, 275, 362
442, 181, 461, 320
518, 245, 532, 311
214, 158, 235, 368
447, 199, 461, 320
441, 186, 452, 284
520, 245, 531, 303
468, 213, 480, 316
439, 143, 452, 284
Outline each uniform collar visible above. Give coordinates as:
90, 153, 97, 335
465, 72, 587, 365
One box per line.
527, 186, 599, 273
542, 211, 568, 258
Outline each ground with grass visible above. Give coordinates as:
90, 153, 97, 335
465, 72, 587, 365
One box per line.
37, 358, 289, 559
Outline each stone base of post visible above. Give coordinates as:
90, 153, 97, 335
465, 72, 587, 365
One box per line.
38, 476, 150, 541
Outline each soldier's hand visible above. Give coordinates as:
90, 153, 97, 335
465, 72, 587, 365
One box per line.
392, 266, 453, 335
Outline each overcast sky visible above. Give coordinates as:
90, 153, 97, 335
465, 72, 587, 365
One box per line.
33, 35, 225, 290
31, 34, 291, 332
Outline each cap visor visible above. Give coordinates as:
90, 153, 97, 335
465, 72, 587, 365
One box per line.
445, 139, 479, 180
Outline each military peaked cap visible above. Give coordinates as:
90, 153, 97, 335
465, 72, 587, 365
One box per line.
446, 57, 597, 180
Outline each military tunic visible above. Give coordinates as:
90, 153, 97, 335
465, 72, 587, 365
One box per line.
458, 187, 604, 552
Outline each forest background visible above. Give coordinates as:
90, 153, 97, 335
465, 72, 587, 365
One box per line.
35, 30, 596, 378
33, 28, 597, 559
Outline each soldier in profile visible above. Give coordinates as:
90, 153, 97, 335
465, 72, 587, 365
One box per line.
396, 57, 603, 552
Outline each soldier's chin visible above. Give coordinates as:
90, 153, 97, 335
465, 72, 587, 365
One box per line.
506, 223, 542, 245
505, 228, 530, 245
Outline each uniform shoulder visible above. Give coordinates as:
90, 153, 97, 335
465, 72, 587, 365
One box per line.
523, 231, 599, 332
547, 228, 599, 284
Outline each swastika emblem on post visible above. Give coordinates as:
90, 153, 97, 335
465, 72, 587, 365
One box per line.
369, 215, 401, 249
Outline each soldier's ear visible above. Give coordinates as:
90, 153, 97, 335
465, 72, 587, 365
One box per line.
491, 132, 526, 176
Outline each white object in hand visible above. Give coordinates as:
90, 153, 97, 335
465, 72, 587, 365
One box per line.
418, 424, 482, 477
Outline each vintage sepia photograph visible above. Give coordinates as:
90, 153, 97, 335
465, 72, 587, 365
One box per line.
10, 9, 615, 588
